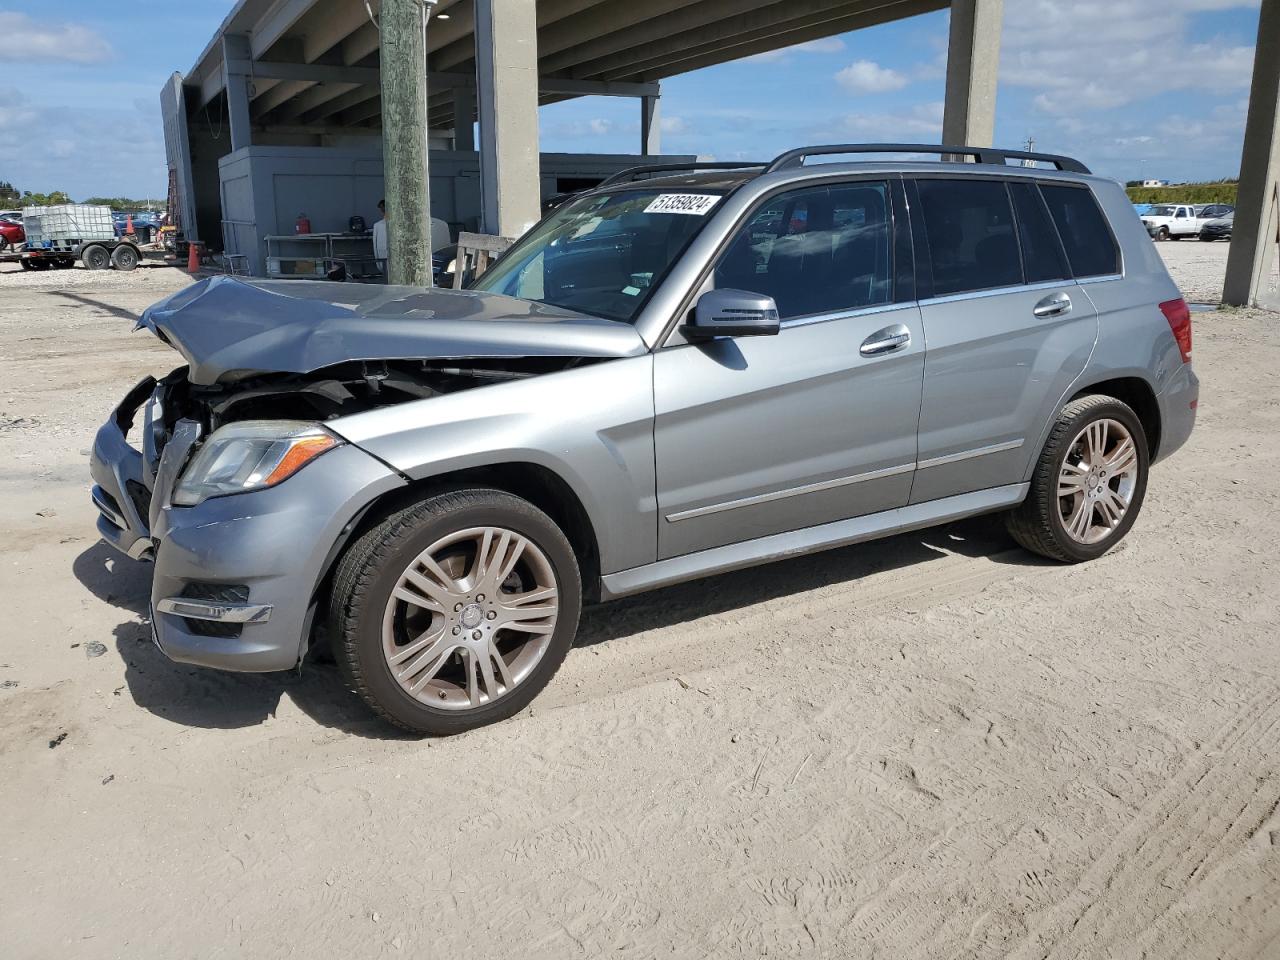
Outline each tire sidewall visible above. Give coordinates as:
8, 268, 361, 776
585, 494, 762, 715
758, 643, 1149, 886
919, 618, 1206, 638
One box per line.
1044, 400, 1149, 562
346, 494, 581, 734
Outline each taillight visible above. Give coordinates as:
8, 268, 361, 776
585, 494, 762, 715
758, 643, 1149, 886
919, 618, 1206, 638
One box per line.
1159, 298, 1192, 364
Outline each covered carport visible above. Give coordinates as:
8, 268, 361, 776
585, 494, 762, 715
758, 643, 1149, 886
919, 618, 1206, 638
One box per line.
162, 0, 1006, 278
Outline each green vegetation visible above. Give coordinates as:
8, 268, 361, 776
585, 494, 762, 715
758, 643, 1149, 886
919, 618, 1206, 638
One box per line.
1125, 180, 1238, 205
0, 179, 158, 210
82, 196, 162, 211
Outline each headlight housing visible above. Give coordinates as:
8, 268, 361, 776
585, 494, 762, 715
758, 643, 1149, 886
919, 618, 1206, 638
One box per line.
172, 420, 341, 506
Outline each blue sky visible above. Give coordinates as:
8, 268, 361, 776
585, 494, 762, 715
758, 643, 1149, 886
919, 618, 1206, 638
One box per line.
0, 0, 1263, 200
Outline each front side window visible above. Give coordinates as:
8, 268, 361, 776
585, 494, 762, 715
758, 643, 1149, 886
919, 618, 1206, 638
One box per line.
472, 187, 725, 323
1040, 184, 1120, 277
917, 178, 1021, 296
713, 181, 892, 320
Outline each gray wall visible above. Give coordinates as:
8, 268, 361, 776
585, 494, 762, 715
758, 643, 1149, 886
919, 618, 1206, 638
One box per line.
217, 144, 693, 276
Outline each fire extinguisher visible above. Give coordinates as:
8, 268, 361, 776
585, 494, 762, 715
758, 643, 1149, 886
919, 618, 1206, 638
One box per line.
295, 213, 311, 235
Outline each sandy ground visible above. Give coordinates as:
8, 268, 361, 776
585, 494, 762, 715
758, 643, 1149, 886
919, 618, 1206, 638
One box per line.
1, 242, 1279, 959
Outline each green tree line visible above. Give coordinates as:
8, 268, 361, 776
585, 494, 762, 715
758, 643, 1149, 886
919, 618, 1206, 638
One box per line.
1, 180, 158, 210
1125, 182, 1238, 205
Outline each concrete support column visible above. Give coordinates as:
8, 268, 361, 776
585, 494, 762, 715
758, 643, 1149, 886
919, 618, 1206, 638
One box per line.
454, 85, 477, 152
221, 34, 254, 152
1224, 0, 1280, 309
641, 94, 661, 156
942, 0, 1003, 148
380, 0, 432, 286
475, 0, 542, 237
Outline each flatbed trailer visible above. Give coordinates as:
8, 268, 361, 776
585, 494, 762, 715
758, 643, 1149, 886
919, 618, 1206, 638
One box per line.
19, 204, 143, 271
19, 237, 143, 271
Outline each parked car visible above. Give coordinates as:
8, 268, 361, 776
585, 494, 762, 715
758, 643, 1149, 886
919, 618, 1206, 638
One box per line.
1140, 203, 1233, 240
1199, 211, 1234, 241
0, 214, 23, 251
113, 210, 161, 244
90, 144, 1197, 735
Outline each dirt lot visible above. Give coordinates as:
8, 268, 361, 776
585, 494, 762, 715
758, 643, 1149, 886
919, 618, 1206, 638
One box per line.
2, 242, 1278, 959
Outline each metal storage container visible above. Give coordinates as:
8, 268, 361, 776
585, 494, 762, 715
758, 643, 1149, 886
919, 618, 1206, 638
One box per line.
22, 204, 115, 250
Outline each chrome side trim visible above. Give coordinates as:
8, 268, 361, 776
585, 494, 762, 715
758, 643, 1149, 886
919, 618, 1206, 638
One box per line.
917, 438, 1025, 470
603, 483, 1030, 600
780, 301, 906, 330
1074, 273, 1123, 285
156, 598, 274, 624
665, 462, 917, 522
918, 279, 1070, 307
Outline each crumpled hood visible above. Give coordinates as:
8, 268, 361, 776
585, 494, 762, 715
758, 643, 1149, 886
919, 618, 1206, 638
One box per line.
138, 275, 647, 385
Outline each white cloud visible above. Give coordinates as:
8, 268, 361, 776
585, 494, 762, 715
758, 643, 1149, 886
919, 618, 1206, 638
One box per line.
660, 115, 689, 135
0, 12, 113, 64
831, 101, 944, 140
834, 59, 909, 93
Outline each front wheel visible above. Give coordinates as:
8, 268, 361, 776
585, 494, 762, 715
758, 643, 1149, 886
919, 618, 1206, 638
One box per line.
1155, 226, 1170, 241
1006, 395, 1149, 563
330, 489, 582, 735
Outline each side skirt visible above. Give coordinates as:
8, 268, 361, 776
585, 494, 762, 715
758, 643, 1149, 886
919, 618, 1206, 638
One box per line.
599, 483, 1029, 600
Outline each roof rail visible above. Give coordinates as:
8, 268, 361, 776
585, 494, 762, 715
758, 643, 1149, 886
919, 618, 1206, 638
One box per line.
765, 143, 1090, 175
596, 161, 765, 189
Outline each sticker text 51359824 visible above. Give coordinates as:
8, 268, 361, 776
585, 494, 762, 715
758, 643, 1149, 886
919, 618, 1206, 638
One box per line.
644, 194, 720, 216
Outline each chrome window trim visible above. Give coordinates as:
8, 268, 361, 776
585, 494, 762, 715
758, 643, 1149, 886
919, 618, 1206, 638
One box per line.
1074, 273, 1123, 285
665, 461, 916, 523
779, 300, 906, 330
917, 438, 1024, 470
918, 279, 1072, 308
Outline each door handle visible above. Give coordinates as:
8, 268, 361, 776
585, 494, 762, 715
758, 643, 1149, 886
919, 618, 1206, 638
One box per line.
1033, 292, 1072, 318
860, 324, 911, 356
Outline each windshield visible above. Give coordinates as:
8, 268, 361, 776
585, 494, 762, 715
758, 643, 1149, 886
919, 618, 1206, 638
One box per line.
472, 187, 726, 323
1148, 205, 1177, 216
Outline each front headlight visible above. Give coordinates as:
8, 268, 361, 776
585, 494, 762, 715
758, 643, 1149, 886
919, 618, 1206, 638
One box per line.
172, 420, 341, 506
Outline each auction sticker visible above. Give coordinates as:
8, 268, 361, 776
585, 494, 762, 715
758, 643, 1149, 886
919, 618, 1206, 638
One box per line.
644, 194, 719, 215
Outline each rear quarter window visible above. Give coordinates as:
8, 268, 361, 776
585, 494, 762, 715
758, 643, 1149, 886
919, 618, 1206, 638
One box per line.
1039, 184, 1120, 278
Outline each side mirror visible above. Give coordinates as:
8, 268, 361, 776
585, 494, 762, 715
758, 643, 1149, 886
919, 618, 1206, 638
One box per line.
682, 288, 781, 341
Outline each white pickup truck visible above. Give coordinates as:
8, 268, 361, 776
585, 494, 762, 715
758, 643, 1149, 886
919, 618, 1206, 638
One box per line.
1140, 203, 1234, 241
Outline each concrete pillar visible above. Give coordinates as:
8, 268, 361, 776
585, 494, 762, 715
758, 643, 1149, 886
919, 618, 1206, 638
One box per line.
380, 0, 432, 286
475, 0, 542, 237
221, 34, 254, 152
1224, 0, 1280, 309
641, 94, 661, 156
941, 0, 1003, 148
454, 85, 476, 152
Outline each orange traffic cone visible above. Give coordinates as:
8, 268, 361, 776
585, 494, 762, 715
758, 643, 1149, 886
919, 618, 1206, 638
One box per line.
186, 241, 201, 273
125, 214, 134, 236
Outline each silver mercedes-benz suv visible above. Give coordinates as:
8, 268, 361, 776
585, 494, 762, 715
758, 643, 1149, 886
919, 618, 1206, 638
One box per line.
90, 143, 1198, 734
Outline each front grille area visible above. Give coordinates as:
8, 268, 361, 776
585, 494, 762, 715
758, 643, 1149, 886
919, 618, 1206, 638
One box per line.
178, 582, 250, 638
125, 479, 152, 525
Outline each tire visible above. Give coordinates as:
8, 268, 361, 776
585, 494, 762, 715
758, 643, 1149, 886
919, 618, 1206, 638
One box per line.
1199, 234, 1214, 242
1006, 395, 1149, 563
81, 244, 110, 270
1155, 226, 1170, 241
111, 244, 139, 271
330, 488, 582, 735
19, 258, 34, 271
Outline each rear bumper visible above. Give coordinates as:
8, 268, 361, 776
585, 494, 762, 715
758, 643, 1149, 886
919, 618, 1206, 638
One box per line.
1154, 361, 1199, 464
91, 382, 406, 673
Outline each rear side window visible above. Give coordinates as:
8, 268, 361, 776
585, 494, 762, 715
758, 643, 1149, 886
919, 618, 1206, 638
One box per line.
714, 181, 892, 319
1009, 181, 1069, 283
1040, 184, 1119, 277
916, 179, 1021, 296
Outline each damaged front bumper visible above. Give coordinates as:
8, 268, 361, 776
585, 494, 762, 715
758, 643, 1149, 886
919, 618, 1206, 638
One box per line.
90, 379, 406, 672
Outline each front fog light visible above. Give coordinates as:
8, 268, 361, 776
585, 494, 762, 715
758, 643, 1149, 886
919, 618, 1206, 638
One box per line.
172, 420, 341, 506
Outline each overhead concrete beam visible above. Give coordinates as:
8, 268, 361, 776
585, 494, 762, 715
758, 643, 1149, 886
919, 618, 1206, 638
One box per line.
1224, 0, 1280, 309
476, 0, 542, 237
226, 59, 380, 85
301, 84, 379, 122
272, 81, 360, 122
251, 78, 314, 117
300, 0, 375, 63
249, 0, 314, 59
590, 0, 943, 82
343, 21, 383, 66
941, 0, 1003, 148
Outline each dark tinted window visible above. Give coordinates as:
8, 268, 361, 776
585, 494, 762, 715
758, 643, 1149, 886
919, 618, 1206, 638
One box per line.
715, 182, 892, 320
917, 179, 1021, 296
1040, 184, 1119, 277
1009, 181, 1069, 283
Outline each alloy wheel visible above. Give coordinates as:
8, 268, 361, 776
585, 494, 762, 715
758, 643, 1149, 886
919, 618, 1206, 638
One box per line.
1056, 418, 1140, 544
381, 526, 559, 711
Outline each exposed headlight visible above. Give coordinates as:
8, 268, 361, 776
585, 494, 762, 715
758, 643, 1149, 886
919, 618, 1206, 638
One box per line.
172, 420, 341, 506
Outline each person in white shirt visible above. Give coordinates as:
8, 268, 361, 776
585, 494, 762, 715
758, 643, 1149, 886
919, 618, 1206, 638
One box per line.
372, 199, 388, 277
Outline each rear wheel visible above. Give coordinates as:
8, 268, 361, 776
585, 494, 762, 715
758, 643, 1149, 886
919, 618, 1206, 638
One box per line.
1007, 395, 1149, 563
331, 489, 582, 735
111, 244, 139, 271
81, 244, 110, 270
